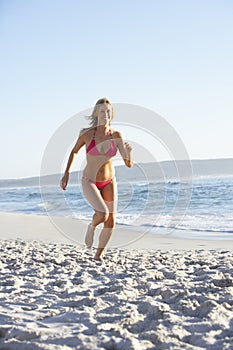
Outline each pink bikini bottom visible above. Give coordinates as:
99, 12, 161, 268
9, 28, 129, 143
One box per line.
82, 176, 113, 191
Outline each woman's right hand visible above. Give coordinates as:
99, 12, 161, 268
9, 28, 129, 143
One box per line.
60, 172, 69, 190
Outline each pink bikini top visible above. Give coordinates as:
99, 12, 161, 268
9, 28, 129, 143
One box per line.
86, 128, 117, 157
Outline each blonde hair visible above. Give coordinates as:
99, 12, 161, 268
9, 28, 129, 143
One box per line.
86, 97, 114, 128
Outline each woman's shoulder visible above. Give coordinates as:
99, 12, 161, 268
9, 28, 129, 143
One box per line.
79, 127, 95, 138
111, 129, 123, 139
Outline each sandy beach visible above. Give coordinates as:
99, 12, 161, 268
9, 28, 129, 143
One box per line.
1, 213, 233, 349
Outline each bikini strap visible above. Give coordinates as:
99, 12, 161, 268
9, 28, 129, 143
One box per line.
93, 127, 112, 139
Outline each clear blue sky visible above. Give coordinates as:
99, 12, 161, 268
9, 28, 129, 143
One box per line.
1, 0, 233, 179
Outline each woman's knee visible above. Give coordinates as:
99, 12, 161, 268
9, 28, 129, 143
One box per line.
104, 213, 115, 228
95, 211, 109, 223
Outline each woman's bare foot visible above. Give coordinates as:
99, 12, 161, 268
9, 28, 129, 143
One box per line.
85, 224, 95, 248
94, 254, 102, 262
94, 247, 104, 261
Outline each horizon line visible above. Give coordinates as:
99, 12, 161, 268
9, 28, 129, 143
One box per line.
1, 157, 233, 182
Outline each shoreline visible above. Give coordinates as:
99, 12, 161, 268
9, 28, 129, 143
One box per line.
1, 212, 233, 251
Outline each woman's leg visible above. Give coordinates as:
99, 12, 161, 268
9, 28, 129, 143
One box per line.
82, 177, 109, 248
94, 179, 118, 260
82, 177, 109, 215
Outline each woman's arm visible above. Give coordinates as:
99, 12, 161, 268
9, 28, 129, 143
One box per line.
116, 132, 133, 168
60, 132, 86, 190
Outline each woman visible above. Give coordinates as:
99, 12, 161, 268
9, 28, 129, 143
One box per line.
60, 98, 133, 261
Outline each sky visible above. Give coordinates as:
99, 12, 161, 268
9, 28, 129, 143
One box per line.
1, 0, 233, 179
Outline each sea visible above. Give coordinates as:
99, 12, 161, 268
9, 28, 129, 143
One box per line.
1, 173, 233, 240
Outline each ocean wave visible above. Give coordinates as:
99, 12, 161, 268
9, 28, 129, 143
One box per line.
1, 176, 233, 240
115, 213, 233, 236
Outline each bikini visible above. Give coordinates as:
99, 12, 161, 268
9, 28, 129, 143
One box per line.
83, 128, 117, 191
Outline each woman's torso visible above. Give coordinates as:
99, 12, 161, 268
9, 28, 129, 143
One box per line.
83, 128, 117, 181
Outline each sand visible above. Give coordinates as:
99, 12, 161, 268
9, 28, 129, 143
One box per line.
0, 212, 233, 349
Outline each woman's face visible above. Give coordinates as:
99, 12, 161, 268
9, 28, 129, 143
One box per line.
97, 103, 112, 126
